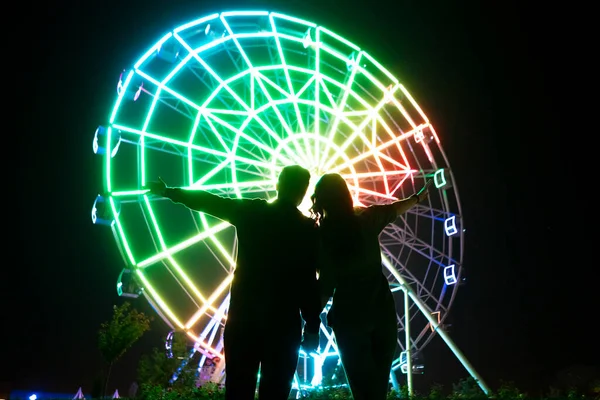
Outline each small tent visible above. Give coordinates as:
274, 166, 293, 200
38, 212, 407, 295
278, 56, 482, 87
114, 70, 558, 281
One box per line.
112, 389, 120, 399
73, 387, 85, 400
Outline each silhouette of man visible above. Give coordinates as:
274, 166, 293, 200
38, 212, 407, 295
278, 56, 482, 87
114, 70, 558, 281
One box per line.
146, 165, 321, 400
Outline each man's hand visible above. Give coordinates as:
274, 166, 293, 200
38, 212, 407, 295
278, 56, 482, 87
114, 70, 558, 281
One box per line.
301, 331, 320, 355
145, 177, 168, 197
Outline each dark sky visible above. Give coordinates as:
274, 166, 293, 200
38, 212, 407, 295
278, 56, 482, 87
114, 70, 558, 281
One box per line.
3, 0, 595, 397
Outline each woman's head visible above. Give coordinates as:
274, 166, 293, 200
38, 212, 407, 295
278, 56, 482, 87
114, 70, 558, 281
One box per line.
310, 173, 354, 223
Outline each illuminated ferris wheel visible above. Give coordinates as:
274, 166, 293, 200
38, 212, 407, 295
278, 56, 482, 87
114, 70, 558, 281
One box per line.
91, 10, 490, 395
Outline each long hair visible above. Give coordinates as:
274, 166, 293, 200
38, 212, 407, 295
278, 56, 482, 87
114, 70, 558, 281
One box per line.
310, 173, 354, 225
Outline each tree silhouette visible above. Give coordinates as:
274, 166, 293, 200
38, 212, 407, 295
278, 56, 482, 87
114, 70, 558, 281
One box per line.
98, 301, 151, 397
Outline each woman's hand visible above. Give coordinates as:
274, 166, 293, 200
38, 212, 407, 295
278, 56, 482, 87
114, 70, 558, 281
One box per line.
415, 179, 432, 203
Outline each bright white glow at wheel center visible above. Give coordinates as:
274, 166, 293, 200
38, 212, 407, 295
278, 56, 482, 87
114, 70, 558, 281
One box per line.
299, 173, 319, 216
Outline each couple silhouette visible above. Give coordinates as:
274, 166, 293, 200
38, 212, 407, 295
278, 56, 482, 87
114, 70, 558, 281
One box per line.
146, 165, 430, 400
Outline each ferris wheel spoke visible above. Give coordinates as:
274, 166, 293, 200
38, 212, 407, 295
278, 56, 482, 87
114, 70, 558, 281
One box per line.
207, 113, 293, 165
364, 136, 391, 195
229, 154, 282, 173
136, 269, 186, 329
374, 112, 413, 146
321, 86, 400, 173
219, 14, 311, 166
191, 295, 230, 358
318, 77, 339, 111
244, 112, 302, 166
315, 79, 387, 170
142, 196, 236, 314
112, 124, 229, 160
137, 221, 230, 268
194, 214, 236, 276
187, 158, 230, 191
191, 179, 276, 195
173, 35, 257, 122
343, 170, 416, 199
111, 123, 230, 192
346, 184, 397, 201
269, 16, 310, 151
381, 247, 441, 304
321, 52, 363, 167
316, 76, 374, 167
135, 69, 200, 114
192, 113, 232, 156
186, 274, 233, 329
381, 226, 460, 306
385, 216, 457, 265
248, 94, 309, 166
253, 74, 309, 163
138, 88, 198, 130
185, 330, 224, 359
204, 114, 273, 165
219, 14, 256, 69
255, 71, 293, 100
335, 150, 413, 200
328, 124, 423, 175
387, 94, 420, 130
255, 73, 315, 165
319, 323, 340, 356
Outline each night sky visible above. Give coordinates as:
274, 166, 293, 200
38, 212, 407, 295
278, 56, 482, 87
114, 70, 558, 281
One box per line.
3, 0, 595, 397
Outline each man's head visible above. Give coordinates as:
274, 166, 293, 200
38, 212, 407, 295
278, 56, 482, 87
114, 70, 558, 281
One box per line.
276, 165, 311, 206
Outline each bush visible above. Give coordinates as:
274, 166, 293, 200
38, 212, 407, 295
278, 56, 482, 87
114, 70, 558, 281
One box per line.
135, 382, 596, 400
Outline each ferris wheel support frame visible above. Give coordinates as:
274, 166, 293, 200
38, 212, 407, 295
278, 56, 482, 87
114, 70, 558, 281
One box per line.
404, 289, 414, 395
383, 255, 490, 396
94, 10, 494, 395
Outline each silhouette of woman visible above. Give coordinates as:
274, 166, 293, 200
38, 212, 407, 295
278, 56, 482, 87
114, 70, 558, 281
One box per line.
310, 173, 431, 400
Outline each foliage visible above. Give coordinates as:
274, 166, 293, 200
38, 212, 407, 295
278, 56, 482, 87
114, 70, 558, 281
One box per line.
138, 382, 227, 400
98, 302, 152, 364
428, 383, 445, 400
447, 377, 488, 400
299, 385, 352, 399
98, 301, 151, 397
137, 331, 195, 388
133, 383, 600, 400
20, 375, 600, 400
131, 351, 599, 400
591, 379, 600, 396
319, 365, 348, 388
496, 380, 527, 400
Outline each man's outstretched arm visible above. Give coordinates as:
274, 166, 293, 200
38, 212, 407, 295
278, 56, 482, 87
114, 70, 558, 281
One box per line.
146, 178, 242, 223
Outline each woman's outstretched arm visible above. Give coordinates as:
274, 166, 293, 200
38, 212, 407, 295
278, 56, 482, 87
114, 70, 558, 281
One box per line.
391, 179, 432, 215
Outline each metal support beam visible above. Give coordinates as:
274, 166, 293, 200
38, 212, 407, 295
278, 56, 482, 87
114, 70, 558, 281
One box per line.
383, 256, 491, 396
404, 290, 413, 396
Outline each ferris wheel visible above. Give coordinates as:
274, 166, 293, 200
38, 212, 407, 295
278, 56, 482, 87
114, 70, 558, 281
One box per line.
91, 10, 490, 395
